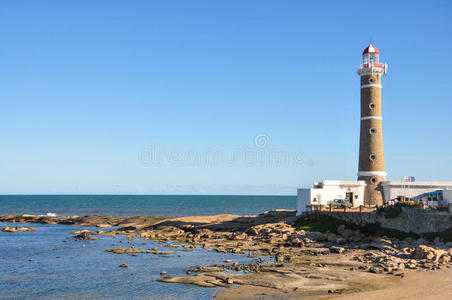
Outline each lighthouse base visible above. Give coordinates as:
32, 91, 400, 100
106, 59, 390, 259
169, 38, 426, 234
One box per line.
358, 175, 385, 206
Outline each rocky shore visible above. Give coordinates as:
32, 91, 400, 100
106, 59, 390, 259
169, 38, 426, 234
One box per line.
2, 210, 452, 299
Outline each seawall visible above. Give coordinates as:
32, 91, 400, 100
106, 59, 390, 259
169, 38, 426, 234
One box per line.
314, 207, 452, 234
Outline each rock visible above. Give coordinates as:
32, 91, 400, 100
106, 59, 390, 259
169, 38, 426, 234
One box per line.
335, 237, 346, 244
160, 271, 167, 275
225, 278, 234, 285
340, 229, 355, 241
433, 237, 442, 245
326, 233, 337, 243
290, 237, 304, 247
369, 267, 382, 274
416, 238, 429, 245
73, 232, 97, 241
71, 229, 90, 234
329, 246, 345, 254
360, 243, 370, 250
2, 226, 38, 232
188, 266, 225, 273
120, 264, 128, 268
97, 224, 112, 228
276, 253, 285, 263
307, 231, 327, 242
403, 237, 414, 244
106, 247, 177, 255
225, 259, 232, 263
233, 232, 248, 240
414, 245, 448, 262
337, 224, 346, 235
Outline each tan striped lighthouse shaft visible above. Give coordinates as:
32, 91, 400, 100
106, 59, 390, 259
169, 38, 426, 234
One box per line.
357, 44, 387, 206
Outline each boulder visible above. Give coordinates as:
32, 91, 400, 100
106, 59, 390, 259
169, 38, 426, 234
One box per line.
337, 224, 346, 235
414, 245, 448, 262
335, 237, 346, 244
306, 231, 327, 242
326, 233, 337, 243
329, 246, 345, 254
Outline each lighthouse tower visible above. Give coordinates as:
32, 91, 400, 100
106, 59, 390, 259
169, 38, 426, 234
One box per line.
357, 44, 388, 205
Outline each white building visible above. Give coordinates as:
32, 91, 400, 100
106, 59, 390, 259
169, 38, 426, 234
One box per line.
296, 180, 366, 215
297, 180, 452, 215
381, 181, 452, 206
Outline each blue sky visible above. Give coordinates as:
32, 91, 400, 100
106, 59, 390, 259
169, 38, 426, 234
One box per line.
1, 0, 451, 194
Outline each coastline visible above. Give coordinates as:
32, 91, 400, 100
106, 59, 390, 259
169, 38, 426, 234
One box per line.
2, 210, 452, 299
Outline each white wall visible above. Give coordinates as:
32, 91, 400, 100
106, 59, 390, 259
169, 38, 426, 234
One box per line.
296, 188, 311, 215
443, 190, 452, 205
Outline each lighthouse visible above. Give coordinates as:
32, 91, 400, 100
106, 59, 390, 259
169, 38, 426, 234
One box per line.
357, 44, 388, 205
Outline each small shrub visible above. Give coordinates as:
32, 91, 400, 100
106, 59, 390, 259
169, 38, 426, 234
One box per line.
376, 204, 402, 218
294, 214, 353, 233
398, 200, 420, 209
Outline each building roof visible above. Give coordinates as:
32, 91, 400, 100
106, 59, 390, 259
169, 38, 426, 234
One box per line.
363, 44, 379, 55
413, 190, 443, 200
381, 181, 452, 187
322, 180, 366, 187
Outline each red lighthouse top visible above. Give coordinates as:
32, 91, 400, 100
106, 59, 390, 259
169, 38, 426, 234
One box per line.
362, 44, 379, 55
358, 44, 387, 75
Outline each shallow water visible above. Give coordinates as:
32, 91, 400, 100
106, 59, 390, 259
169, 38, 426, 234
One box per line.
0, 195, 296, 217
0, 222, 267, 299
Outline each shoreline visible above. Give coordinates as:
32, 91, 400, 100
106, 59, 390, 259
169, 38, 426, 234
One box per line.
2, 210, 452, 299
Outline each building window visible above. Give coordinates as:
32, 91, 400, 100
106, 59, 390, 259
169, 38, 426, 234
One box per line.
369, 128, 377, 135
369, 103, 375, 110
369, 154, 376, 161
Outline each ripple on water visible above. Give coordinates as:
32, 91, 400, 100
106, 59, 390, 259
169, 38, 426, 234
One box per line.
0, 222, 260, 299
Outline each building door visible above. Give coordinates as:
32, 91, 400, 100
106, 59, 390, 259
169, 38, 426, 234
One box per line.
346, 192, 354, 206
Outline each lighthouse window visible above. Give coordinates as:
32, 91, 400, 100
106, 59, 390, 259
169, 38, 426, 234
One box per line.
369, 103, 376, 110
368, 77, 375, 83
369, 128, 377, 135
370, 177, 377, 184
369, 154, 376, 161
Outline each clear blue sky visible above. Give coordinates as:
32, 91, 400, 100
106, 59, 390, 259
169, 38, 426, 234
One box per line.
1, 0, 451, 194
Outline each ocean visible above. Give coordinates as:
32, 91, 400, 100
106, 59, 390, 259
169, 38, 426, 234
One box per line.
0, 195, 296, 217
0, 195, 295, 299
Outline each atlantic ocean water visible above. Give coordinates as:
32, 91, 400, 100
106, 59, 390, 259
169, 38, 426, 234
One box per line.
0, 195, 295, 299
0, 195, 296, 217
